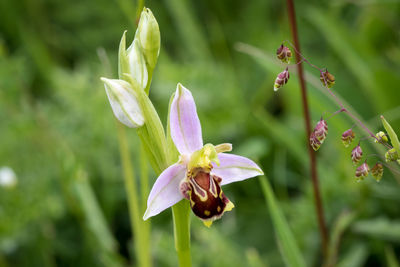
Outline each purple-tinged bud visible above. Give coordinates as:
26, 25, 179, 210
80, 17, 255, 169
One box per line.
341, 129, 355, 147
355, 162, 369, 182
374, 131, 388, 144
314, 119, 328, 142
385, 148, 399, 162
276, 44, 292, 64
320, 70, 335, 88
310, 131, 322, 151
274, 67, 290, 91
351, 145, 363, 164
371, 163, 383, 182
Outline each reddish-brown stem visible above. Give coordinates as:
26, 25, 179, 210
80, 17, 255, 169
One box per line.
286, 0, 329, 258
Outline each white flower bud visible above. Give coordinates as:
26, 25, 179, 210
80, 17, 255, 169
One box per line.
101, 78, 144, 128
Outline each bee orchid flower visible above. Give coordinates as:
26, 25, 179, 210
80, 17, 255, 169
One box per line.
143, 84, 264, 227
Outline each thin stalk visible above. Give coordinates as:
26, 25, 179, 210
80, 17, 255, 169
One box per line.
286, 0, 329, 257
139, 142, 152, 266
116, 122, 150, 267
98, 47, 151, 267
140, 142, 150, 214
172, 200, 192, 267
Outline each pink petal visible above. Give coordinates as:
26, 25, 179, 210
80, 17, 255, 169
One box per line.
170, 84, 203, 155
143, 163, 186, 220
212, 153, 264, 186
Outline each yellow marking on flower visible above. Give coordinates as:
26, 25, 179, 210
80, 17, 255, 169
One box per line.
188, 144, 219, 171
225, 201, 235, 212
215, 143, 232, 153
203, 220, 213, 228
204, 210, 210, 216
217, 206, 221, 212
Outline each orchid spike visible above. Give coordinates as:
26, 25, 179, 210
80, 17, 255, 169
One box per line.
144, 84, 263, 226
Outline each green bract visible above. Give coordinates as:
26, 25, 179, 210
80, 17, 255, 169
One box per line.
381, 116, 400, 164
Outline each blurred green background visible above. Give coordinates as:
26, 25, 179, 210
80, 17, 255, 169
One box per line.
1, 0, 400, 266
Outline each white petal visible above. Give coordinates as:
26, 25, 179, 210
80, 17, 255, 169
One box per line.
102, 78, 144, 128
170, 83, 203, 155
212, 153, 264, 186
143, 163, 186, 220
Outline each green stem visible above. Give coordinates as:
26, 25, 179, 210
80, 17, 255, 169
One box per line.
172, 200, 192, 267
116, 122, 150, 267
140, 142, 150, 214
139, 142, 152, 267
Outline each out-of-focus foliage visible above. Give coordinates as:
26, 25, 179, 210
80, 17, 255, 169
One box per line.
0, 0, 400, 266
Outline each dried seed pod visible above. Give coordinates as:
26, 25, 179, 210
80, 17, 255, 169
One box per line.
385, 148, 399, 162
310, 131, 322, 151
314, 119, 328, 142
276, 44, 292, 64
355, 162, 369, 182
351, 145, 363, 164
374, 131, 388, 144
274, 67, 290, 91
341, 129, 355, 147
371, 163, 383, 182
320, 70, 335, 88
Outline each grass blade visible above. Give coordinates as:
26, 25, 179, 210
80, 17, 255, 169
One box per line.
259, 176, 306, 267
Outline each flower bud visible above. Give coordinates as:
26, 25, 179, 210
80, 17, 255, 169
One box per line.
136, 8, 160, 69
314, 119, 328, 142
274, 67, 290, 91
310, 131, 322, 151
101, 78, 144, 128
351, 145, 363, 164
385, 148, 399, 162
374, 131, 388, 144
320, 70, 335, 88
371, 163, 383, 182
355, 162, 369, 182
127, 39, 148, 89
276, 44, 292, 63
341, 129, 355, 147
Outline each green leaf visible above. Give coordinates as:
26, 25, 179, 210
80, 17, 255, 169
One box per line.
259, 176, 306, 267
74, 168, 124, 267
381, 115, 400, 156
336, 243, 368, 267
385, 246, 400, 267
324, 211, 356, 267
352, 217, 400, 242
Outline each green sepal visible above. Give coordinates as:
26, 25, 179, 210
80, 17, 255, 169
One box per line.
123, 73, 169, 174
381, 115, 400, 163
118, 30, 130, 79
